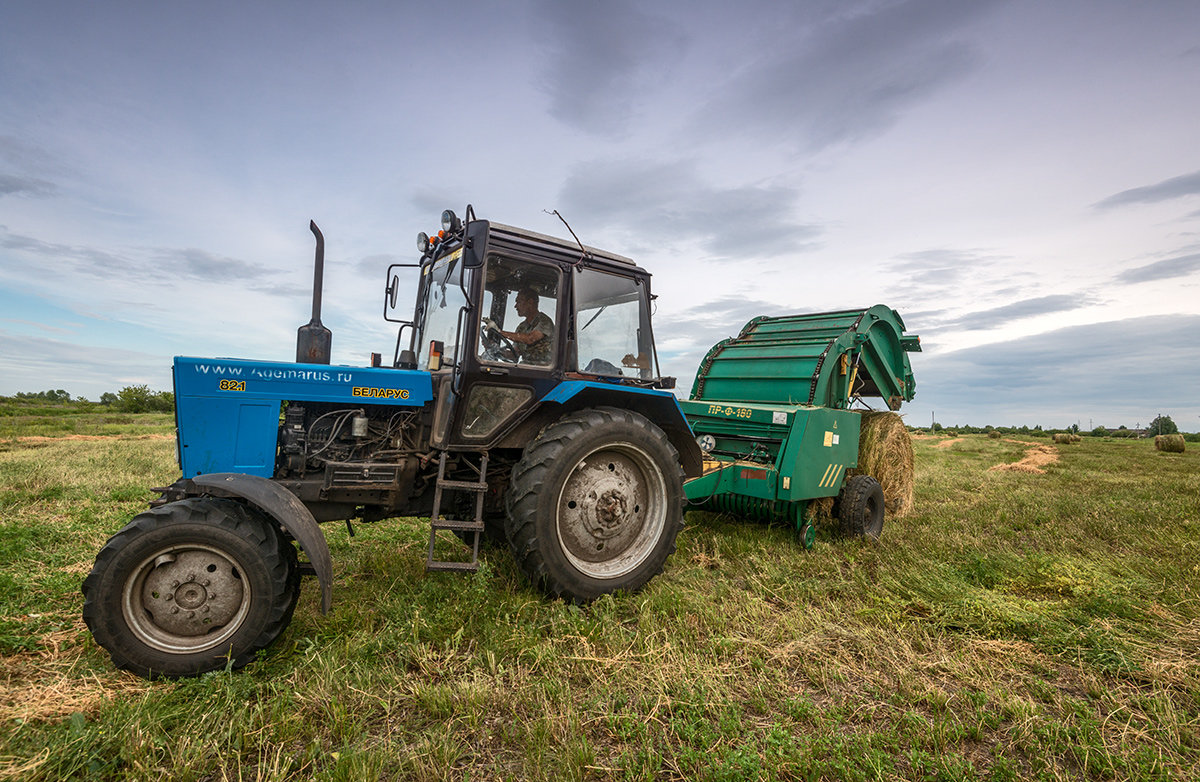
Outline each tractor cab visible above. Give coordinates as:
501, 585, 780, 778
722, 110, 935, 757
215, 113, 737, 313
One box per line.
387, 207, 677, 450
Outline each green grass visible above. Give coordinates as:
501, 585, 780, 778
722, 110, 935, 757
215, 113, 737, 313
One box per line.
0, 420, 1197, 780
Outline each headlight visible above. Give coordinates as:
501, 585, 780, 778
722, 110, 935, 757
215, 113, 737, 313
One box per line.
441, 209, 461, 233
417, 232, 430, 253
696, 434, 716, 454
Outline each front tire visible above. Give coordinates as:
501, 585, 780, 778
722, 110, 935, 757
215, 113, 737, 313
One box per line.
82, 498, 299, 678
505, 407, 683, 602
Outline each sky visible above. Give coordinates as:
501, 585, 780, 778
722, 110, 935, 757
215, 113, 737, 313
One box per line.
2, 0, 1199, 430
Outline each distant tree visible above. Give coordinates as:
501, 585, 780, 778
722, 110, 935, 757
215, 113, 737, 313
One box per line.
1147, 415, 1178, 436
931, 422, 943, 432
15, 389, 72, 402
1068, 423, 1079, 434
1091, 426, 1107, 437
114, 385, 174, 413
99, 392, 118, 406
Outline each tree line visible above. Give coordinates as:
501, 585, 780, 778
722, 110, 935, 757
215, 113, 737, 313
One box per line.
4, 386, 174, 413
921, 414, 1196, 441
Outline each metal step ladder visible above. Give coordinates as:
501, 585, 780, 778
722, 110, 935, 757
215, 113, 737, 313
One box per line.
425, 450, 489, 572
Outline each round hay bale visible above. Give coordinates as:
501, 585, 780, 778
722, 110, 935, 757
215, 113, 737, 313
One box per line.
1069, 434, 1082, 443
1155, 434, 1186, 453
856, 411, 915, 518
987, 430, 1002, 439
1052, 433, 1072, 444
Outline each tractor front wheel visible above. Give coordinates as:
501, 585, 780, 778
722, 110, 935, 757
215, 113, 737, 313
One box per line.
505, 407, 683, 602
82, 498, 299, 678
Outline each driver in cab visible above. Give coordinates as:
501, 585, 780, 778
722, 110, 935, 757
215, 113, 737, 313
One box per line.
484, 287, 554, 365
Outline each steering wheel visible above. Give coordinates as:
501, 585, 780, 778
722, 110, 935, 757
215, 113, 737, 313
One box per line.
481, 318, 519, 362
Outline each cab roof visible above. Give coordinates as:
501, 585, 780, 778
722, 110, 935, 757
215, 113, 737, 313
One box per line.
487, 221, 635, 267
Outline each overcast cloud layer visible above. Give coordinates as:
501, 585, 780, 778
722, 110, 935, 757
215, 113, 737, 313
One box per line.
2, 0, 1199, 429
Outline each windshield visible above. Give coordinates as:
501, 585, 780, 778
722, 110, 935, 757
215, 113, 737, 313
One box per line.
416, 248, 470, 370
573, 268, 657, 380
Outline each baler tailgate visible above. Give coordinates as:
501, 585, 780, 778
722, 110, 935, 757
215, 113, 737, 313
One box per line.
690, 305, 919, 410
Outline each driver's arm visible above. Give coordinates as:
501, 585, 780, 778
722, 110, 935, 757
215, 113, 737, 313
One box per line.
504, 328, 545, 345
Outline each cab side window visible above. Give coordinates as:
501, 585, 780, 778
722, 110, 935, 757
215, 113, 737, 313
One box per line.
477, 256, 559, 368
573, 268, 657, 379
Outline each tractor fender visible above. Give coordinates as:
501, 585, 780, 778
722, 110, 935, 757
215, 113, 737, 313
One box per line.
185, 473, 333, 613
519, 381, 703, 478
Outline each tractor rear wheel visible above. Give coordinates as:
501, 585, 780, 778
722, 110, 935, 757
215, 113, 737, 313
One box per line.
836, 474, 885, 539
505, 407, 683, 602
82, 498, 299, 678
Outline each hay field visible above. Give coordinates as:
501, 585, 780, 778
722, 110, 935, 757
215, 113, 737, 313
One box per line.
1, 418, 1198, 781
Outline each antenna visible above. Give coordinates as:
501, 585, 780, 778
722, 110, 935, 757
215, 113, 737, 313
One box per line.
544, 209, 592, 262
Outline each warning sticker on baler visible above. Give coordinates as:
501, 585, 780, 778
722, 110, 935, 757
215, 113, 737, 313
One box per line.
819, 464, 845, 488
823, 431, 840, 447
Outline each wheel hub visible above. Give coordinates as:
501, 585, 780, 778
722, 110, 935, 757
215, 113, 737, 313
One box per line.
589, 488, 630, 538
173, 581, 208, 610
131, 548, 247, 643
555, 442, 666, 579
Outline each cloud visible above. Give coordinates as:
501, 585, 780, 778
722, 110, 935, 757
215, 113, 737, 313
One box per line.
1, 228, 273, 284
0, 329, 171, 397
1, 231, 124, 273
558, 158, 821, 258
0, 173, 55, 198
1115, 252, 1200, 284
153, 247, 270, 281
916, 315, 1200, 426
698, 0, 1002, 151
884, 247, 1011, 302
951, 294, 1096, 331
533, 0, 685, 136
0, 135, 66, 173
652, 294, 786, 388
1093, 170, 1200, 209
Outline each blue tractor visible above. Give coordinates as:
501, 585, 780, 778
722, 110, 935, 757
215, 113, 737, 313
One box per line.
83, 208, 703, 678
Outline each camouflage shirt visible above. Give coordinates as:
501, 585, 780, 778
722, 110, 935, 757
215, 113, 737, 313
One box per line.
515, 312, 554, 365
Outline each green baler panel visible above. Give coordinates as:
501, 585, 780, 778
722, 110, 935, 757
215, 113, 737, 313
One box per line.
777, 407, 861, 500
690, 305, 919, 410
682, 403, 861, 504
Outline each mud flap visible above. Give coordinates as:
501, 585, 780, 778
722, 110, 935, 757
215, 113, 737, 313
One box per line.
187, 473, 333, 613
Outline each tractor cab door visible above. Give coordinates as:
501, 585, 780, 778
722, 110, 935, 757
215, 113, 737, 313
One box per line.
447, 253, 564, 446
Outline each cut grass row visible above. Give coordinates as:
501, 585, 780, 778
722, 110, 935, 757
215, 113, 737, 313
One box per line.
0, 419, 1197, 780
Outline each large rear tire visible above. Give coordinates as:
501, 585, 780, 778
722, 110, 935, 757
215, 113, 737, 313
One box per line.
82, 498, 299, 678
505, 407, 683, 602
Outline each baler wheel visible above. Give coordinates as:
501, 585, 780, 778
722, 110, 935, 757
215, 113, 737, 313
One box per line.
505, 407, 684, 602
836, 475, 885, 540
82, 498, 299, 678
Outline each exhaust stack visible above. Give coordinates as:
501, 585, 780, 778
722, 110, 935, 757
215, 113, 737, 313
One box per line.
296, 220, 332, 364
